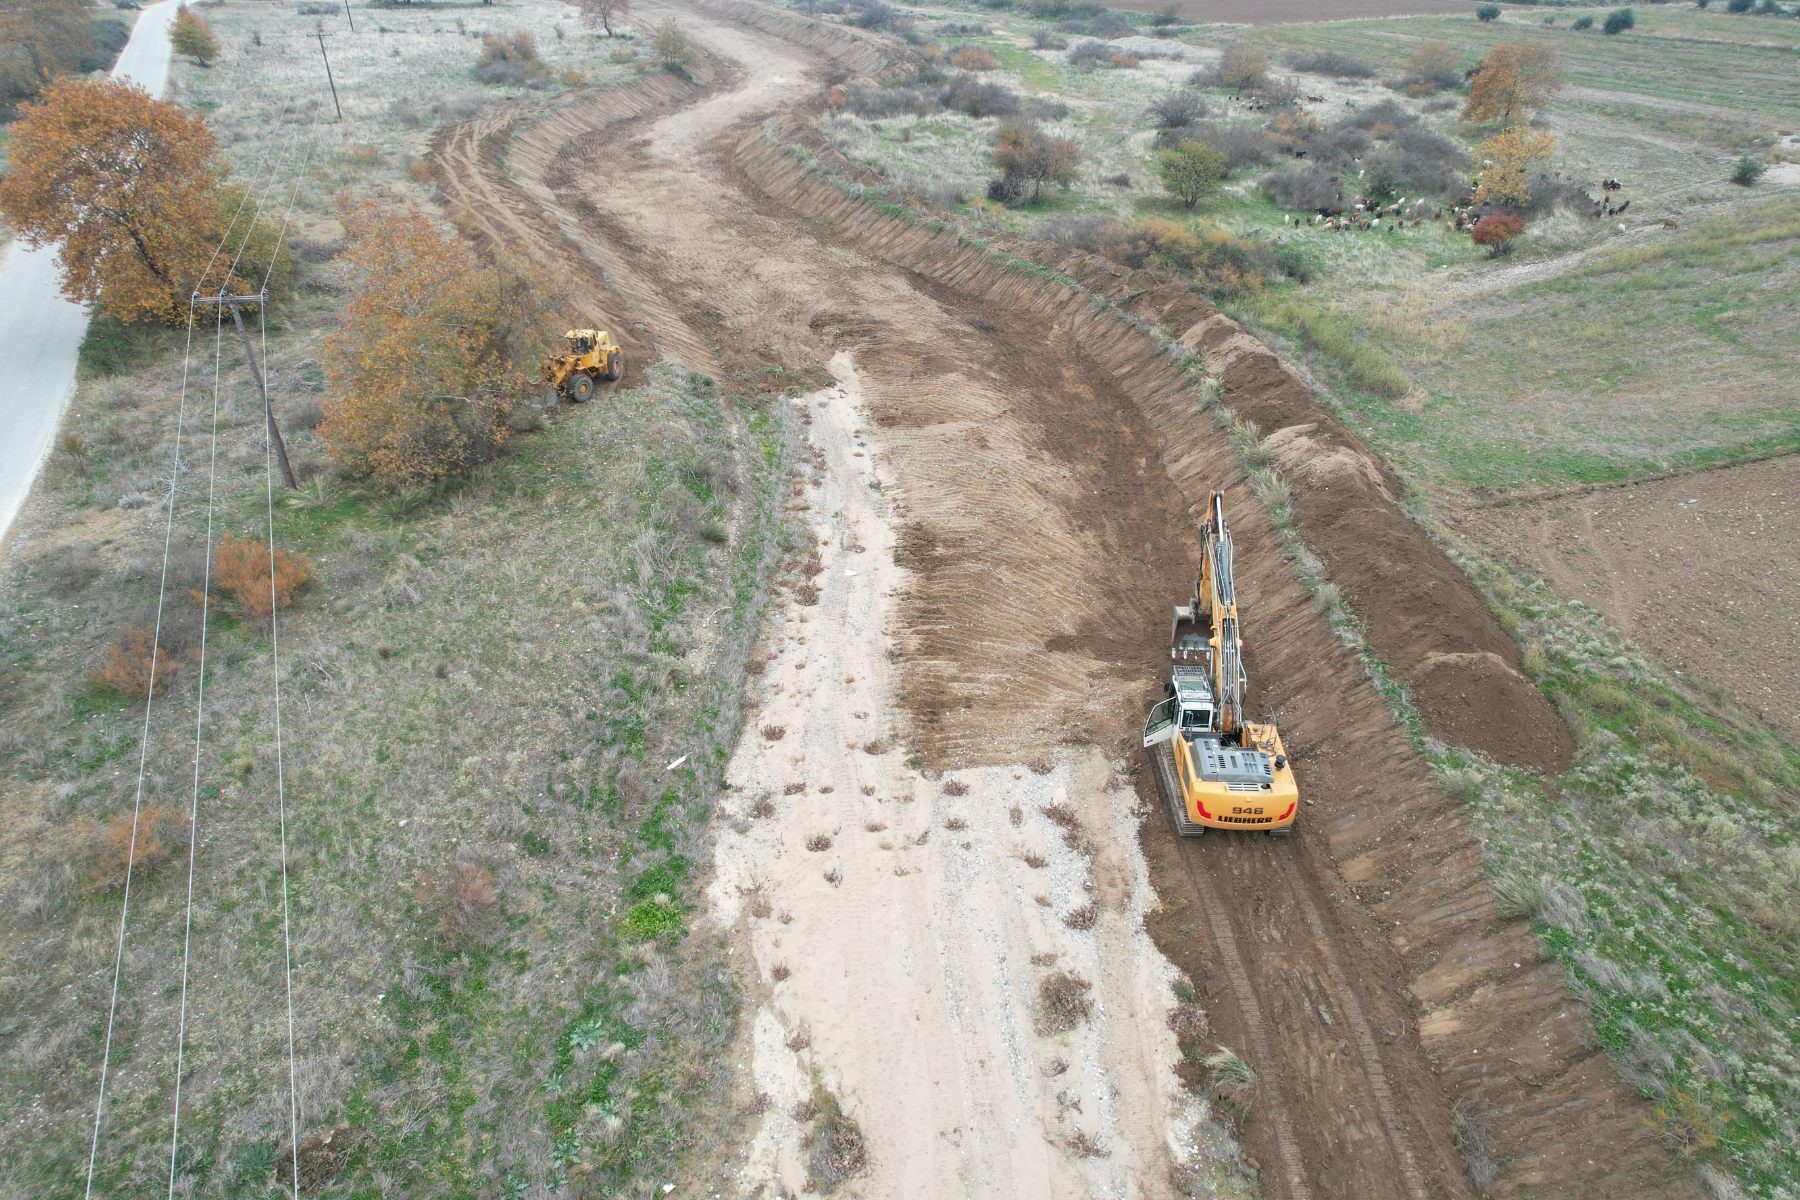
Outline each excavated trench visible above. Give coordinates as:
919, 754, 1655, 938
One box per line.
428, 2, 1699, 1196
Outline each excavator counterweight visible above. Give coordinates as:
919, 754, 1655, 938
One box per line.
1143, 492, 1300, 836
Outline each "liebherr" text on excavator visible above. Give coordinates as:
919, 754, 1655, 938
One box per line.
1142, 491, 1299, 835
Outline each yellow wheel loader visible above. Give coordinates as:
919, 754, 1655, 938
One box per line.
1142, 491, 1300, 836
541, 329, 623, 404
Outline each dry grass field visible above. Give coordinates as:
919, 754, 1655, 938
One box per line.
0, 3, 796, 1195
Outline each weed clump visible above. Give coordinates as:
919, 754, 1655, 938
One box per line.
473, 31, 547, 87
804, 1088, 868, 1192
90, 623, 184, 700
1036, 970, 1094, 1033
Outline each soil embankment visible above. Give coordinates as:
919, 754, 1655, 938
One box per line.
428, 2, 1702, 1195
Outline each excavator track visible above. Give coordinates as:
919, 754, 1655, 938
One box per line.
1149, 742, 1207, 838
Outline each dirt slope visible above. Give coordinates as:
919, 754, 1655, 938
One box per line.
428, 3, 1703, 1196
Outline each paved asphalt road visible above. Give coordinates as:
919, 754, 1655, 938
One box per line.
0, 0, 181, 541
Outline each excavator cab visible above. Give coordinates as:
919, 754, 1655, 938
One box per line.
567, 331, 597, 355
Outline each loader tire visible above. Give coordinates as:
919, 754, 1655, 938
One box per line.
569, 373, 596, 403
604, 352, 623, 382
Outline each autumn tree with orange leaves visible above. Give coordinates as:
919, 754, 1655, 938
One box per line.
169, 7, 222, 67
1473, 126, 1557, 209
1461, 42, 1562, 126
0, 80, 279, 323
322, 202, 553, 490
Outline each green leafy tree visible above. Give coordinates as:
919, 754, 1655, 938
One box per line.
1602, 6, 1635, 33
1157, 139, 1229, 209
1476, 2, 1500, 19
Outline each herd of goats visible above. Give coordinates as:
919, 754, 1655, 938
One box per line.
1278, 176, 1632, 234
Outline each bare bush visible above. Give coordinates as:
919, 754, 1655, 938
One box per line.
1285, 48, 1375, 78
843, 84, 927, 117
474, 31, 547, 86
419, 857, 500, 949
1036, 970, 1094, 1033
1263, 163, 1343, 211
805, 1089, 868, 1192
90, 623, 184, 700
940, 73, 1019, 117
85, 804, 190, 893
1143, 89, 1211, 129
1063, 902, 1097, 930
213, 533, 312, 625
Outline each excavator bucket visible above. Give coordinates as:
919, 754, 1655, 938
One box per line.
1171, 604, 1209, 665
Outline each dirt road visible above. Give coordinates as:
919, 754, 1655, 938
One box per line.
429, 3, 1702, 1196
0, 0, 182, 542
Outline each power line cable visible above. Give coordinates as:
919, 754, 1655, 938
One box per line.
81, 98, 311, 1200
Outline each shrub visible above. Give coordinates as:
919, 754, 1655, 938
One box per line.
1284, 49, 1375, 78
1191, 121, 1276, 168
1301, 123, 1371, 167
1031, 27, 1067, 49
1158, 139, 1228, 207
1057, 8, 1134, 37
475, 31, 545, 83
1066, 217, 1275, 296
844, 84, 927, 117
1476, 2, 1501, 18
1730, 155, 1766, 185
85, 804, 190, 893
1263, 163, 1342, 211
1470, 211, 1526, 254
805, 1090, 868, 1193
948, 44, 997, 70
847, 0, 902, 29
940, 74, 1018, 116
1571, 13, 1594, 27
1144, 89, 1211, 128
1036, 971, 1094, 1033
1398, 39, 1462, 95
936, 20, 990, 35
1217, 38, 1268, 92
1067, 38, 1112, 67
1725, 0, 1752, 11
653, 19, 701, 73
1602, 6, 1635, 32
1269, 239, 1316, 282
90, 624, 184, 700
992, 119, 1079, 201
213, 533, 313, 624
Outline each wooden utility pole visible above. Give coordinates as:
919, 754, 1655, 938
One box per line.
316, 31, 342, 121
341, 0, 355, 32
195, 293, 298, 490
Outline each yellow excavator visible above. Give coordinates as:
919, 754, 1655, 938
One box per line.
541, 329, 623, 404
1142, 491, 1300, 835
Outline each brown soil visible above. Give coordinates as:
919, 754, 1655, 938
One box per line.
427, 3, 1701, 1196
1453, 453, 1800, 742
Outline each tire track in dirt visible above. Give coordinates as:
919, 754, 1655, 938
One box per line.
426, 3, 1706, 1197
